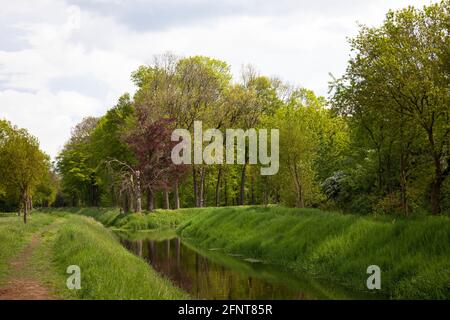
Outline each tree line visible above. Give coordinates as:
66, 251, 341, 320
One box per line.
1, 1, 448, 218
54, 56, 343, 213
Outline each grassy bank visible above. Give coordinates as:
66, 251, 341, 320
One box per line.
52, 215, 188, 299
0, 212, 188, 299
43, 207, 198, 231
178, 206, 450, 299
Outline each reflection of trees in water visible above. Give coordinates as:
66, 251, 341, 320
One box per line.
166, 239, 170, 260
122, 237, 314, 300
137, 240, 142, 257
176, 238, 180, 266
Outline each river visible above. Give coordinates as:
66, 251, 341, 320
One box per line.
117, 231, 374, 300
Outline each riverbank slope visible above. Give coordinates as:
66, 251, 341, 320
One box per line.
41, 206, 450, 299
0, 212, 188, 299
177, 206, 450, 299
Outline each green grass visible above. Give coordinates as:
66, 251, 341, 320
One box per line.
43, 207, 199, 231
177, 206, 450, 299
0, 212, 188, 299
35, 206, 450, 299
19, 216, 78, 299
0, 213, 55, 285
51, 215, 188, 299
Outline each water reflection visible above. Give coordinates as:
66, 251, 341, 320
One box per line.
119, 235, 372, 300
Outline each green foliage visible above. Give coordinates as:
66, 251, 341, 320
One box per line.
269, 89, 346, 208
34, 170, 59, 207
56, 117, 100, 207
35, 2, 450, 217
0, 120, 49, 215
331, 0, 450, 215
89, 94, 135, 166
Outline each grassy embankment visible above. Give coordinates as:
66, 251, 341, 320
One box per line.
0, 212, 188, 299
44, 207, 197, 231
40, 206, 450, 299
176, 206, 450, 300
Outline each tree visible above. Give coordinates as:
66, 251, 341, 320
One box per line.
0, 120, 48, 223
103, 159, 142, 213
56, 117, 100, 207
235, 68, 282, 205
175, 56, 231, 207
132, 55, 232, 208
34, 169, 59, 207
125, 113, 186, 212
89, 94, 135, 206
271, 89, 327, 207
332, 1, 449, 214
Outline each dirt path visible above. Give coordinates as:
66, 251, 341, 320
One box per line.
0, 233, 54, 300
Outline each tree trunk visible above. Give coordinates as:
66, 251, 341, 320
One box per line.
215, 166, 222, 207
147, 188, 154, 211
239, 163, 247, 205
427, 129, 445, 215
294, 182, 304, 208
137, 240, 143, 257
224, 175, 228, 207
292, 163, 304, 208
111, 185, 116, 207
123, 192, 130, 213
430, 178, 442, 215
263, 177, 268, 207
174, 180, 180, 210
193, 167, 199, 207
400, 153, 409, 217
376, 146, 384, 193
430, 156, 444, 215
135, 171, 142, 213
23, 195, 28, 224
251, 174, 255, 205
163, 190, 170, 209
199, 167, 205, 207
25, 196, 29, 214
135, 195, 142, 213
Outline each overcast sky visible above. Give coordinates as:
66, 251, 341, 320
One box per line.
0, 0, 438, 159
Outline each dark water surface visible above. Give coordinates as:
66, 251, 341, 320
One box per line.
118, 232, 373, 300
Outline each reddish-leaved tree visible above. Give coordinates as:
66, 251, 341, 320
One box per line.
125, 109, 187, 211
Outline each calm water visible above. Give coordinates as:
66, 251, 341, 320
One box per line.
118, 232, 373, 300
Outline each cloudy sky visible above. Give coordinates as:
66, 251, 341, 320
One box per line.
0, 0, 438, 158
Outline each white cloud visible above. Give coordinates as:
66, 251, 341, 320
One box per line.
0, 0, 440, 159
0, 89, 103, 158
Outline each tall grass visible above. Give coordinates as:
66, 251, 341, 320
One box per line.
44, 207, 200, 231
52, 215, 188, 299
178, 206, 450, 299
